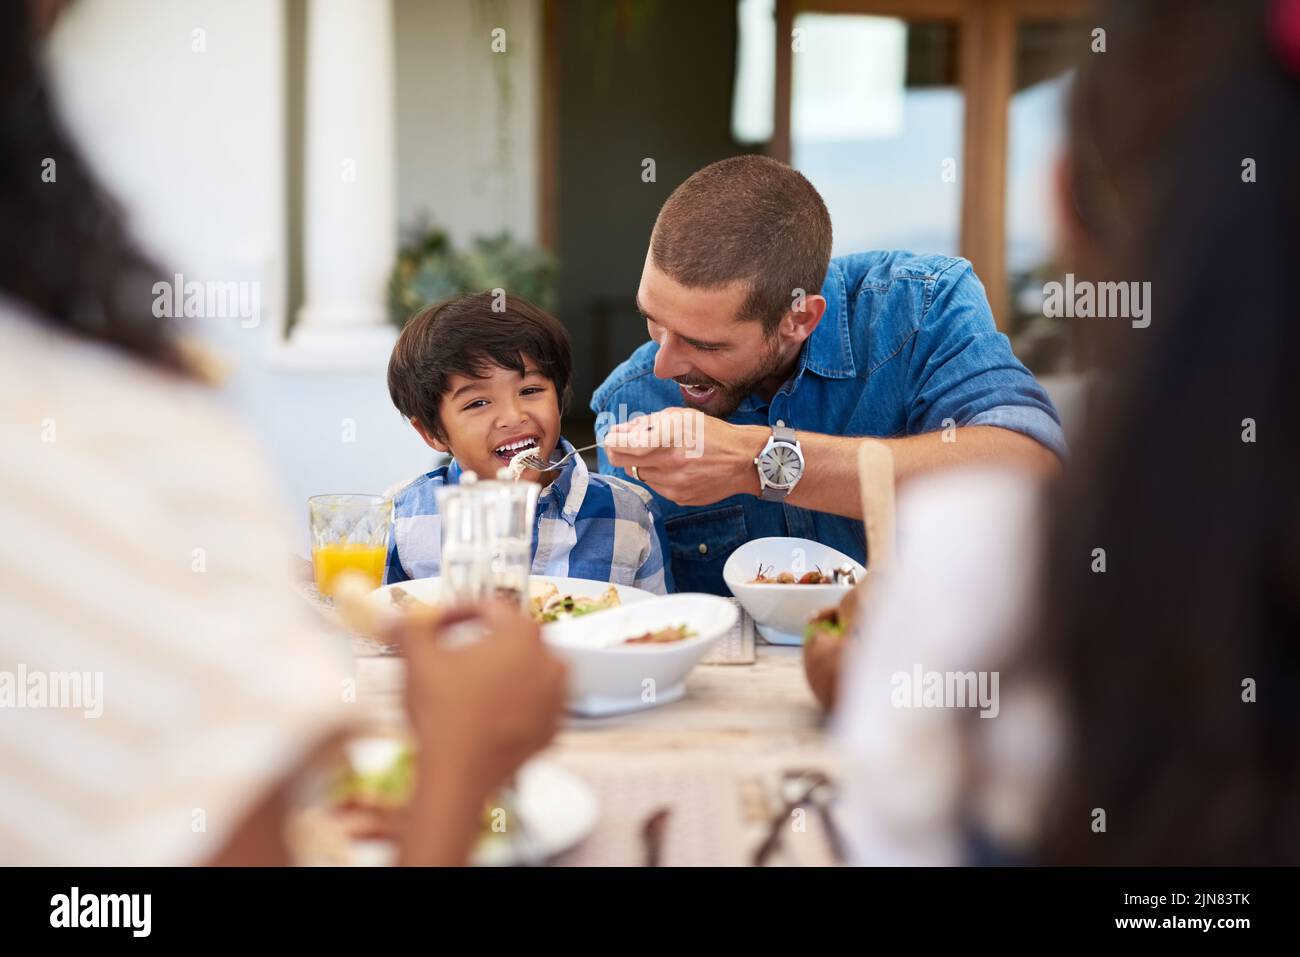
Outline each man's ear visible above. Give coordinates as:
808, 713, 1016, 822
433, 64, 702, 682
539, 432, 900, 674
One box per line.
782, 293, 827, 344
409, 418, 450, 454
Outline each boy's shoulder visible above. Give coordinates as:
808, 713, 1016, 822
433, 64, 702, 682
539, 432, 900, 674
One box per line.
390, 463, 453, 517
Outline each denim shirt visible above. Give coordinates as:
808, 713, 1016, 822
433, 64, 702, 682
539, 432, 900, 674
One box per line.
590, 250, 1066, 596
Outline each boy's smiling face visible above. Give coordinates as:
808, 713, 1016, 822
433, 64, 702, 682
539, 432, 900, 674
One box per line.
416, 360, 561, 483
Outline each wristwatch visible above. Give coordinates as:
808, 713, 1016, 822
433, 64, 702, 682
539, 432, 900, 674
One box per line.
754, 421, 804, 502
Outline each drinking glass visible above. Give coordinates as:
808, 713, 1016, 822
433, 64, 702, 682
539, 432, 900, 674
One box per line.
308, 494, 393, 597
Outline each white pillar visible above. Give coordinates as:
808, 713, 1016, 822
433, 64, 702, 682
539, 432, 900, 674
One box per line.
291, 0, 397, 361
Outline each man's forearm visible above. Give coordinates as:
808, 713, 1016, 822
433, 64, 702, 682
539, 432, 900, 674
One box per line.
604, 410, 1058, 514
786, 426, 1061, 519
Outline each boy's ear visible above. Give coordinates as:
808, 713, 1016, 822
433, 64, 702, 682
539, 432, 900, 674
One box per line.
409, 418, 450, 454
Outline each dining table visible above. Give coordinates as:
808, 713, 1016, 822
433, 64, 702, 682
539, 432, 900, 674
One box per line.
294, 552, 847, 866
337, 611, 845, 867
294, 443, 895, 866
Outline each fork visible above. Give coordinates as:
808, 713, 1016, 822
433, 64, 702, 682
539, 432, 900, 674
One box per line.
510, 441, 600, 474
751, 769, 843, 866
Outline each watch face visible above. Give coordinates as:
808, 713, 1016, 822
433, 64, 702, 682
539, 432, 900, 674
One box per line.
760, 442, 803, 488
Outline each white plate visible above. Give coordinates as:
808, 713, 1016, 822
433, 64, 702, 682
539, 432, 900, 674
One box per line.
366, 574, 658, 632
543, 593, 737, 716
320, 739, 598, 867
473, 759, 599, 866
723, 537, 865, 645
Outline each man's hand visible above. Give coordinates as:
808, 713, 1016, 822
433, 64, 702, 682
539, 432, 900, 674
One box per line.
604, 407, 767, 506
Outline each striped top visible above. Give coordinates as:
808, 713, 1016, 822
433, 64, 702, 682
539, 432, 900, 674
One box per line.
385, 439, 674, 594
0, 302, 352, 865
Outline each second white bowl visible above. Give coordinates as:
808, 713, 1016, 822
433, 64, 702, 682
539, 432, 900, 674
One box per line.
542, 593, 737, 716
723, 537, 865, 645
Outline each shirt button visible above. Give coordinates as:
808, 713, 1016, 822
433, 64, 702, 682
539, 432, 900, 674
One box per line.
698, 543, 708, 555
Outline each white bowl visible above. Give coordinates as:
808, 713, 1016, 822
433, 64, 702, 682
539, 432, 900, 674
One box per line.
723, 537, 865, 645
543, 593, 737, 717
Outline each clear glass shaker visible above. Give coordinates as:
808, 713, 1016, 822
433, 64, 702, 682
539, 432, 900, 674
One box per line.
436, 474, 491, 604
480, 477, 540, 611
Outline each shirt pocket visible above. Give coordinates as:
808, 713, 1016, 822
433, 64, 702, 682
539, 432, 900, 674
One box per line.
664, 504, 749, 596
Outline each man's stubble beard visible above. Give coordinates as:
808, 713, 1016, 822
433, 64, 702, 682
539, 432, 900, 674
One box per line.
686, 335, 788, 420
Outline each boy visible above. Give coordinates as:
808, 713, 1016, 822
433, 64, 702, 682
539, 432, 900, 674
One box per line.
384, 292, 672, 593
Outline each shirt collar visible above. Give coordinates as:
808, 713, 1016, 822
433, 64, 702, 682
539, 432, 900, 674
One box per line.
743, 266, 857, 409
799, 261, 856, 381
538, 437, 588, 526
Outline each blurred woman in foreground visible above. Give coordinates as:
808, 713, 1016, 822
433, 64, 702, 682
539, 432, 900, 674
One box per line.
0, 0, 565, 865
835, 0, 1300, 864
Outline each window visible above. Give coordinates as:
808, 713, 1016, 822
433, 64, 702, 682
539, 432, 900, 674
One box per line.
1006, 20, 1086, 372
791, 16, 963, 258
769, 0, 1089, 362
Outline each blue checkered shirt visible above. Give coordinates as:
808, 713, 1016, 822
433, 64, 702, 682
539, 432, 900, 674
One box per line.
384, 438, 673, 593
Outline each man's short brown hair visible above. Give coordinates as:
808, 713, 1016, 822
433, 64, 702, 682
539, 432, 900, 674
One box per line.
650, 155, 832, 334
387, 292, 572, 441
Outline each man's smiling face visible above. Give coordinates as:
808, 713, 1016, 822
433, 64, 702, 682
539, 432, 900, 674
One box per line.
636, 253, 787, 419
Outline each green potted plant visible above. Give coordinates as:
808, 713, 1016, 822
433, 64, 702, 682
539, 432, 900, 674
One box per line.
388, 221, 558, 328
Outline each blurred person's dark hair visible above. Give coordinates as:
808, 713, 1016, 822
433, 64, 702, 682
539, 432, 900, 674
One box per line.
992, 0, 1300, 864
650, 155, 833, 336
1, 0, 193, 374
387, 292, 573, 441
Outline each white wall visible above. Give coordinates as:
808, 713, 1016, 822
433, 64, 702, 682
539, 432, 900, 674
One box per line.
46, 0, 541, 550
395, 0, 540, 245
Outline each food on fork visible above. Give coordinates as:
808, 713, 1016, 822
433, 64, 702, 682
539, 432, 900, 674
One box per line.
508, 446, 538, 480
492, 434, 542, 472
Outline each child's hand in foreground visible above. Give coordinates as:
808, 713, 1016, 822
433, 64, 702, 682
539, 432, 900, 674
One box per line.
402, 601, 567, 792
396, 601, 567, 864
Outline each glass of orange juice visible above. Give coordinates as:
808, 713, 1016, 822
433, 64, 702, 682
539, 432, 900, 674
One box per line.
309, 494, 393, 598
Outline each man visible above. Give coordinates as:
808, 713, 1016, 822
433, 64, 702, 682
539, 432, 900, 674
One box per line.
592, 156, 1064, 595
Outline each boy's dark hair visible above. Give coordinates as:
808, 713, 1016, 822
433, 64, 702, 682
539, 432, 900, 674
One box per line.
387, 292, 572, 440
650, 155, 832, 335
